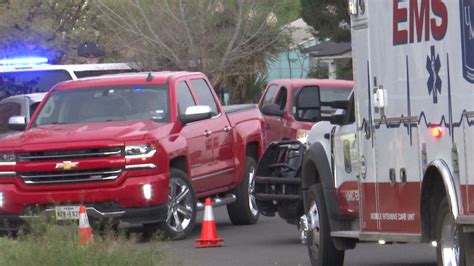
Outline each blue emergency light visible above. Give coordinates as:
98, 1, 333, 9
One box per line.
0, 57, 48, 66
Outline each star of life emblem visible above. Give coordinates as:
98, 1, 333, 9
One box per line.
426, 46, 442, 104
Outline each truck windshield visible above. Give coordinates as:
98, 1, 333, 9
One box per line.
293, 86, 352, 121
0, 70, 72, 101
33, 85, 169, 126
319, 87, 352, 113
294, 86, 352, 116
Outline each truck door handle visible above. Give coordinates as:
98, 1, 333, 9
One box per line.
224, 126, 231, 133
265, 123, 271, 129
203, 130, 212, 137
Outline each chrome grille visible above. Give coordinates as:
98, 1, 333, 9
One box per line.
17, 147, 123, 162
19, 168, 122, 185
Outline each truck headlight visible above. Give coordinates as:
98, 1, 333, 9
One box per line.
125, 144, 156, 159
0, 152, 15, 163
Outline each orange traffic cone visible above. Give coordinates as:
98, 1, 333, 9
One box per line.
195, 198, 223, 248
78, 205, 93, 245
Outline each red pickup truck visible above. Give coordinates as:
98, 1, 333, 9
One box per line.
259, 79, 353, 145
0, 72, 265, 239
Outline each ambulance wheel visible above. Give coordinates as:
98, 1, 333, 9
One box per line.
436, 197, 465, 266
227, 156, 260, 225
306, 184, 344, 266
158, 169, 197, 240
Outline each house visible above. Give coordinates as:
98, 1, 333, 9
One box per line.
302, 41, 352, 79
266, 18, 316, 80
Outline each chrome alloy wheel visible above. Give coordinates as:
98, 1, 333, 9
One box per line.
300, 201, 320, 248
248, 166, 258, 216
166, 177, 194, 232
440, 212, 460, 266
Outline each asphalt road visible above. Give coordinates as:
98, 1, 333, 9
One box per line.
158, 207, 437, 266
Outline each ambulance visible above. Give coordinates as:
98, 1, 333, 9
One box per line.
295, 1, 474, 265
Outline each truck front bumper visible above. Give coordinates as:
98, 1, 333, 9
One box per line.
0, 172, 170, 231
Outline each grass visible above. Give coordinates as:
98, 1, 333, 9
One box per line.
0, 218, 177, 266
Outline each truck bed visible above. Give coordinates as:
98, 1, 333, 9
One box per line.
224, 104, 265, 148
224, 104, 261, 126
223, 104, 257, 114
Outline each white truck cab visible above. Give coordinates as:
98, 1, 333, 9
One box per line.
0, 57, 136, 138
0, 58, 134, 100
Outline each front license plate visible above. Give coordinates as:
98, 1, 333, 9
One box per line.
55, 206, 80, 220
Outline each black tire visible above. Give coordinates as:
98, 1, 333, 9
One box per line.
146, 168, 197, 240
227, 156, 260, 225
435, 197, 465, 266
306, 184, 344, 266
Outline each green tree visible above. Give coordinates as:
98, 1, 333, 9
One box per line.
277, 0, 301, 24
300, 0, 350, 42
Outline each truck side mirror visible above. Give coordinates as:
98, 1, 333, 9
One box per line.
294, 86, 321, 122
329, 114, 346, 125
8, 116, 27, 131
181, 105, 212, 124
261, 104, 284, 117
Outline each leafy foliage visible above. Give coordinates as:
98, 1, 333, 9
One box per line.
300, 0, 350, 42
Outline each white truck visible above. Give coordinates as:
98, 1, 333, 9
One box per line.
0, 59, 134, 101
292, 0, 474, 265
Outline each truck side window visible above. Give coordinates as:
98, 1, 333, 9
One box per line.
177, 82, 196, 115
0, 102, 21, 133
190, 79, 219, 115
261, 85, 278, 108
274, 87, 287, 110
0, 70, 71, 97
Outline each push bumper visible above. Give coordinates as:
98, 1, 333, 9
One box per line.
255, 141, 305, 224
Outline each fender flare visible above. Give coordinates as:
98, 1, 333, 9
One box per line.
426, 159, 461, 219
302, 142, 345, 220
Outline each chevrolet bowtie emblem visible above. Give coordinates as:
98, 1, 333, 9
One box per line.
55, 161, 79, 170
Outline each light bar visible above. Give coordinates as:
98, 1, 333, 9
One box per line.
0, 57, 48, 66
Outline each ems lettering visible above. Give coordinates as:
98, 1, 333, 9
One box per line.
393, 0, 448, 45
